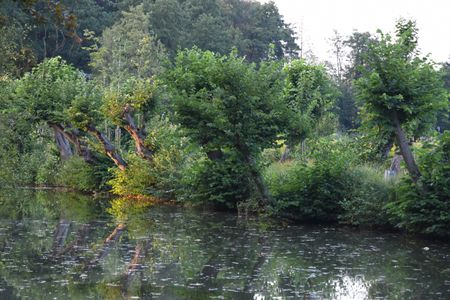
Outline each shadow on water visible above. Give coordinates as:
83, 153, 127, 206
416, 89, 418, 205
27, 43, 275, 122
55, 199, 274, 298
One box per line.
0, 189, 450, 299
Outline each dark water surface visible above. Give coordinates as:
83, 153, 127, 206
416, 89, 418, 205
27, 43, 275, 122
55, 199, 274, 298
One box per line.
0, 190, 449, 299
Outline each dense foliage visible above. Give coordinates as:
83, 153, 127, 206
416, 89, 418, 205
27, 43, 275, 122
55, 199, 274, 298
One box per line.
387, 132, 450, 237
163, 48, 285, 207
0, 2, 449, 239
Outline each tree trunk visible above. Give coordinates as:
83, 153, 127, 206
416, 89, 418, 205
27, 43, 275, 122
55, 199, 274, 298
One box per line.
87, 124, 128, 171
279, 145, 291, 163
392, 112, 421, 182
235, 140, 272, 206
50, 123, 93, 163
123, 105, 154, 161
243, 154, 272, 206
52, 219, 71, 255
89, 223, 126, 266
389, 153, 402, 175
51, 125, 73, 160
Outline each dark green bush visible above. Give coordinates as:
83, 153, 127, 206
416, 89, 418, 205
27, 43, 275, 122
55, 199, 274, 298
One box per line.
339, 165, 393, 227
386, 132, 450, 237
266, 137, 358, 222
180, 151, 253, 210
55, 156, 97, 192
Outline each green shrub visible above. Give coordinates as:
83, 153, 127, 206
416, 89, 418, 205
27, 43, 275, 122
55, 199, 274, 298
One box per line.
55, 156, 97, 192
35, 154, 59, 186
108, 154, 154, 196
109, 117, 196, 199
179, 151, 253, 210
266, 137, 359, 222
339, 165, 393, 227
386, 132, 450, 237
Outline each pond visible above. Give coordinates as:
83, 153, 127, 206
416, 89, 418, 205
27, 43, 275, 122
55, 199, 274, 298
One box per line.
0, 190, 449, 299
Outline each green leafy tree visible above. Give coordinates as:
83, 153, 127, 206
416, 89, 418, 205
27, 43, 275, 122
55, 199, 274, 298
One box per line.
90, 4, 167, 86
144, 0, 298, 62
14, 57, 127, 170
281, 59, 338, 161
13, 56, 86, 160
436, 61, 450, 132
164, 48, 285, 206
89, 4, 168, 161
355, 20, 448, 182
101, 78, 157, 161
0, 1, 36, 78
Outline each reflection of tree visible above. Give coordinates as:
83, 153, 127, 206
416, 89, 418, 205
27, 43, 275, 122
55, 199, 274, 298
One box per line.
1, 191, 450, 299
88, 223, 126, 267
52, 219, 71, 255
58, 224, 92, 256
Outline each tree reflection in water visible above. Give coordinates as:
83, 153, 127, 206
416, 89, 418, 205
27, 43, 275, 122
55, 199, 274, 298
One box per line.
0, 190, 450, 299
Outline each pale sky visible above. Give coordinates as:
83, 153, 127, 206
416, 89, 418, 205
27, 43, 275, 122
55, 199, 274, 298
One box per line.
259, 0, 450, 63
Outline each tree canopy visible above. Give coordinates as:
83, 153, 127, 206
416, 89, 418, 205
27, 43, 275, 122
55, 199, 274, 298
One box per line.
355, 20, 448, 181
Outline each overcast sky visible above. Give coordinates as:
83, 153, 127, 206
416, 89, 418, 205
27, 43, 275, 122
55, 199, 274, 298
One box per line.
259, 0, 450, 63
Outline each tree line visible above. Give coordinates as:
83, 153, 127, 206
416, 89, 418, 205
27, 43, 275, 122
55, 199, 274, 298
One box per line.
0, 1, 449, 237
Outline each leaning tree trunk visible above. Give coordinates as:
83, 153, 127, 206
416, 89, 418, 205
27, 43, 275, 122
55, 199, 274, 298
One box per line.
50, 123, 93, 163
51, 124, 73, 160
87, 124, 128, 171
122, 105, 154, 161
392, 112, 421, 183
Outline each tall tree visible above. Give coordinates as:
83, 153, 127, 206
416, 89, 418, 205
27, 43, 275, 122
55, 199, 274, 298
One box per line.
13, 57, 127, 169
355, 20, 448, 182
144, 0, 298, 62
90, 4, 167, 86
281, 60, 338, 161
164, 48, 285, 206
89, 4, 167, 161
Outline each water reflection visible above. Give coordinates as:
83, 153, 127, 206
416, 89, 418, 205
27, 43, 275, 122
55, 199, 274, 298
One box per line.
0, 190, 449, 299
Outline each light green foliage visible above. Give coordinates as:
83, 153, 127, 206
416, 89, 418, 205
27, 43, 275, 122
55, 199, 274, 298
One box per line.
355, 20, 447, 138
35, 151, 59, 186
55, 156, 97, 191
102, 78, 157, 125
387, 132, 450, 237
90, 4, 167, 86
109, 117, 197, 198
283, 60, 338, 146
266, 136, 394, 225
14, 57, 85, 125
145, 117, 199, 199
108, 154, 154, 196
